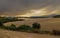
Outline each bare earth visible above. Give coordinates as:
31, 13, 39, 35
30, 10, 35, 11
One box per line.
0, 29, 60, 38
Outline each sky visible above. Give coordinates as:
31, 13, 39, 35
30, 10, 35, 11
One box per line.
0, 0, 60, 17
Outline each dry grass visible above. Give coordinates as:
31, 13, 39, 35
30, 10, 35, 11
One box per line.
4, 18, 60, 31
1, 18, 60, 38
0, 29, 60, 38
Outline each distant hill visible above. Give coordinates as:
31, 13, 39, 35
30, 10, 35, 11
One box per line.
53, 15, 60, 18
30, 14, 59, 18
1, 14, 60, 18
30, 14, 60, 18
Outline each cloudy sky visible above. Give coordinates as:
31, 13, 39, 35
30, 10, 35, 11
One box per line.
0, 0, 60, 17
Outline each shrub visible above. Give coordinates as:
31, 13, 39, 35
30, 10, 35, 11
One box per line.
52, 30, 60, 35
17, 25, 32, 32
0, 22, 3, 27
7, 24, 16, 31
32, 23, 41, 29
31, 23, 41, 33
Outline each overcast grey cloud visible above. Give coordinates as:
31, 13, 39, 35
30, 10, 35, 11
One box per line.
0, 0, 60, 16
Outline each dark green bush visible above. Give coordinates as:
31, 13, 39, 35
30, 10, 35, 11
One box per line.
7, 24, 16, 31
32, 23, 41, 29
0, 22, 3, 27
52, 30, 60, 35
17, 25, 32, 32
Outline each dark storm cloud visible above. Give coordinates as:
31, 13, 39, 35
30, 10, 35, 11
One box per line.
0, 0, 60, 15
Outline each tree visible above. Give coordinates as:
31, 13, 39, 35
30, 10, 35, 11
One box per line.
32, 23, 41, 29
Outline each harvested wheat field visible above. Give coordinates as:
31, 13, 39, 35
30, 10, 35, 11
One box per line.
0, 29, 60, 38
4, 18, 60, 31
